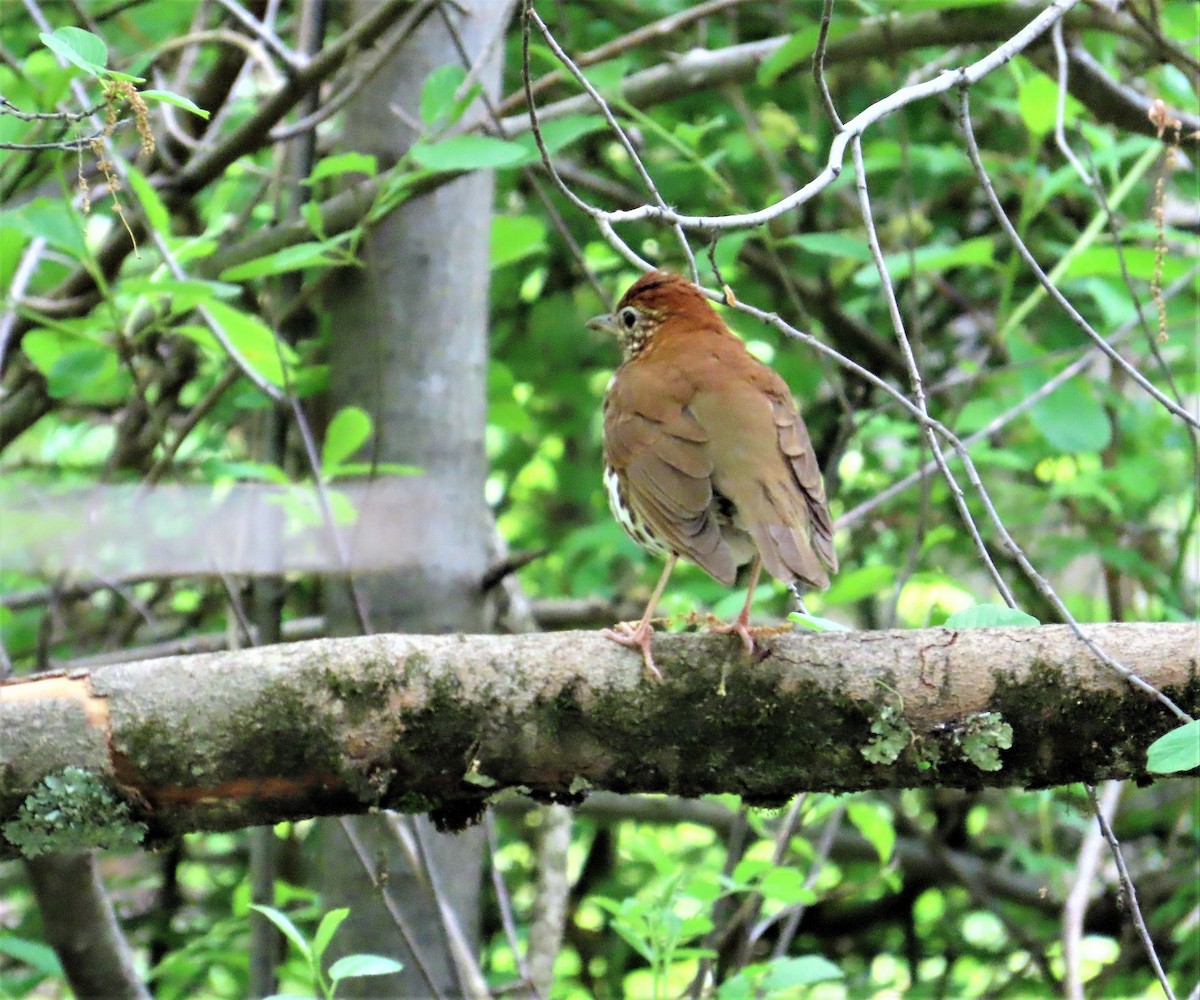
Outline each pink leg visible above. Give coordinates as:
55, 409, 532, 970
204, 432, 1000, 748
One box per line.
601, 555, 677, 680
708, 558, 762, 655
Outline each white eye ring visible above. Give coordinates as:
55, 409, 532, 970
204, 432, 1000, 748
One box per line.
619, 307, 638, 329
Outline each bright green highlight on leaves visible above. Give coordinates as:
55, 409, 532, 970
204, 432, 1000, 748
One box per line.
0, 934, 64, 978
491, 215, 548, 268
39, 26, 107, 75
411, 135, 532, 172
322, 406, 373, 473
944, 605, 1040, 628
1146, 720, 1200, 774
718, 954, 843, 998
140, 89, 209, 119
250, 904, 402, 999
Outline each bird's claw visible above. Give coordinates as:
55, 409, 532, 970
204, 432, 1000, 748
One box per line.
601, 621, 663, 681
707, 615, 757, 656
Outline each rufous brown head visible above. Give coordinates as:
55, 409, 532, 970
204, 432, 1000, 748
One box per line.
587, 270, 719, 363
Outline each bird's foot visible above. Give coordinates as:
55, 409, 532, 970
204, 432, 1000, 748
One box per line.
706, 616, 791, 656
601, 620, 663, 681
707, 613, 757, 656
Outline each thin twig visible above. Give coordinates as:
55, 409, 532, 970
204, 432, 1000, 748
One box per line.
269, 0, 439, 142
0, 97, 107, 121
484, 813, 539, 998
406, 817, 491, 999
1051, 20, 1090, 185
1086, 783, 1178, 1000
852, 134, 1018, 606
525, 1, 698, 280
212, 0, 302, 72
499, 0, 748, 117
337, 818, 447, 1000
812, 0, 843, 129
959, 86, 1199, 431
0, 121, 133, 151
837, 263, 1200, 531
595, 0, 1084, 231
1063, 780, 1122, 1000
764, 801, 846, 956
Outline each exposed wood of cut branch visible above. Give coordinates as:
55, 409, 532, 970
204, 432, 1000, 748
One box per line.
0, 623, 1194, 857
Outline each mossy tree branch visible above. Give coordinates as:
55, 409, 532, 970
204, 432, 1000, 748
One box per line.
0, 622, 1194, 858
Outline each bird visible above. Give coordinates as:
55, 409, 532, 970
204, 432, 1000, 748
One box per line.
589, 269, 837, 678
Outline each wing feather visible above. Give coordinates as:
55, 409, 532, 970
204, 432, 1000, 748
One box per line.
604, 370, 737, 583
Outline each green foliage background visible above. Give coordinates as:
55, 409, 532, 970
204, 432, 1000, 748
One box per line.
0, 0, 1196, 997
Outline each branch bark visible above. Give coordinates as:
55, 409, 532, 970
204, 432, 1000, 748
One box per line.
0, 623, 1194, 857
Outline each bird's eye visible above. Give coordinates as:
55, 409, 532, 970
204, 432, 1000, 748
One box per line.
619, 307, 638, 329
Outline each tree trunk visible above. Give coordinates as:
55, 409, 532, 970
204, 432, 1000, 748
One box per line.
311, 1, 512, 995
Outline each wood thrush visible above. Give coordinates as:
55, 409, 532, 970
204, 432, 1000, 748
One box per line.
590, 270, 837, 678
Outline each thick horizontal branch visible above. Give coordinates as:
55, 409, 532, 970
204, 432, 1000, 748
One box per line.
0, 623, 1194, 856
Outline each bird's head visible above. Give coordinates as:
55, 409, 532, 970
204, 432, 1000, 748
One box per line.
587, 269, 718, 362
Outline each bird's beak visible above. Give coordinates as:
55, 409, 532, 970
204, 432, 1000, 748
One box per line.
587, 313, 620, 337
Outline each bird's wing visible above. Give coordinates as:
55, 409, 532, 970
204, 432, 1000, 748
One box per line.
688, 363, 835, 589
769, 391, 838, 575
604, 366, 737, 584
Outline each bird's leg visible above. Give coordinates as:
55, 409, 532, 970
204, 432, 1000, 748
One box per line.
708, 557, 763, 656
602, 555, 677, 680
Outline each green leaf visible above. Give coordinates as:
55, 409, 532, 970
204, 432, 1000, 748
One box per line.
249, 905, 311, 961
788, 611, 852, 632
0, 933, 64, 976
758, 866, 815, 905
1016, 72, 1079, 139
581, 56, 630, 96
219, 239, 353, 281
139, 89, 209, 119
46, 345, 115, 399
718, 955, 843, 1000
1030, 379, 1111, 454
1062, 245, 1196, 285
8, 197, 87, 257
327, 462, 421, 479
491, 215, 547, 268
944, 605, 1040, 628
420, 64, 467, 126
846, 799, 896, 863
410, 135, 531, 172
311, 908, 350, 962
515, 114, 606, 157
39, 27, 107, 74
21, 329, 130, 403
119, 277, 240, 310
322, 406, 373, 472
757, 28, 821, 87
908, 0, 1011, 6
327, 954, 404, 982
785, 232, 874, 262
823, 564, 896, 605
125, 165, 169, 235
203, 301, 298, 387
307, 152, 377, 184
1146, 720, 1200, 774
761, 955, 844, 988
853, 237, 996, 287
